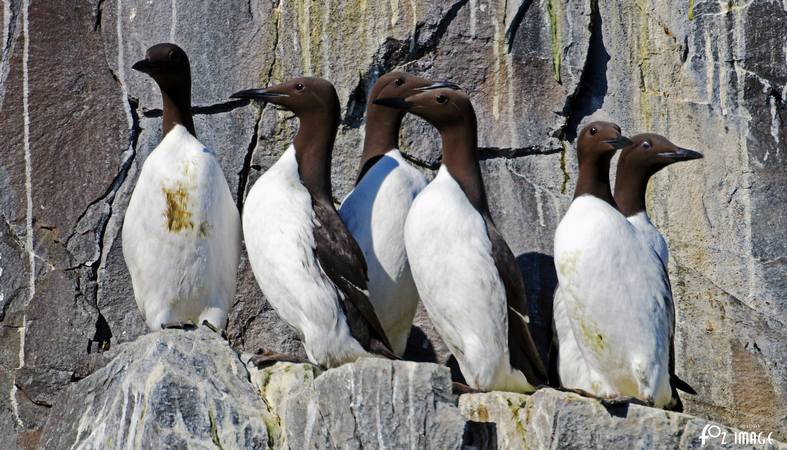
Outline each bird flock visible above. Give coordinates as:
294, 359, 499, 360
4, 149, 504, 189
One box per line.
122, 43, 702, 411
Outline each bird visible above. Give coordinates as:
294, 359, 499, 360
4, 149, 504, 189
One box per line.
614, 133, 702, 408
553, 121, 688, 409
123, 43, 241, 332
614, 133, 704, 266
373, 88, 548, 393
231, 77, 395, 368
338, 72, 458, 356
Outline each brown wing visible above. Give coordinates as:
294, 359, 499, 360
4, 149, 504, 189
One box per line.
482, 215, 548, 386
311, 199, 395, 357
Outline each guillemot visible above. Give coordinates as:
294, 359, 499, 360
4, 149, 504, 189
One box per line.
231, 77, 394, 368
338, 72, 458, 356
614, 133, 704, 266
373, 88, 547, 392
553, 122, 687, 409
123, 43, 241, 332
614, 133, 702, 408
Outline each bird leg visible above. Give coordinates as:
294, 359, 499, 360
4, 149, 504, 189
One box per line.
161, 322, 197, 330
556, 386, 651, 408
452, 382, 485, 395
201, 320, 227, 339
249, 349, 309, 369
600, 395, 651, 408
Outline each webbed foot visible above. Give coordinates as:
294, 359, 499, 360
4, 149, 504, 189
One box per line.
161, 322, 197, 330
452, 382, 485, 395
250, 349, 308, 369
600, 395, 651, 408
201, 320, 227, 339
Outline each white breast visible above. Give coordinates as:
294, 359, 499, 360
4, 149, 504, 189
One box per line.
628, 211, 669, 266
242, 144, 368, 367
339, 149, 427, 355
404, 167, 533, 392
122, 125, 241, 331
553, 195, 672, 405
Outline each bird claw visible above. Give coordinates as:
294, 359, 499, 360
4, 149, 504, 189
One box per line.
600, 395, 651, 408
161, 321, 197, 330
556, 387, 652, 408
250, 350, 307, 369
452, 382, 485, 395
201, 320, 227, 339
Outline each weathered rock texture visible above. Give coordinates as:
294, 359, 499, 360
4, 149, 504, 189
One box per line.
460, 390, 787, 449
0, 0, 784, 447
280, 358, 467, 449
39, 329, 274, 450
36, 331, 787, 449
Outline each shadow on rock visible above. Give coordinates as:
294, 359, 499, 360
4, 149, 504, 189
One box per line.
516, 252, 558, 368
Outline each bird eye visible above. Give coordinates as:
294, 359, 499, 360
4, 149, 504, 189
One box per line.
590, 127, 598, 135
436, 95, 448, 104
642, 141, 651, 149
295, 83, 305, 91
394, 78, 404, 87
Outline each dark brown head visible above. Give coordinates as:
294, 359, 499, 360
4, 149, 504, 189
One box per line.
132, 43, 193, 136
618, 133, 703, 177
572, 121, 631, 203
375, 88, 488, 211
369, 71, 459, 106
614, 133, 703, 216
576, 121, 632, 164
132, 43, 191, 98
357, 72, 459, 181
230, 77, 340, 126
232, 77, 341, 202
374, 86, 475, 133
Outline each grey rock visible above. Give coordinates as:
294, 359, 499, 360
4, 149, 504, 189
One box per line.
460, 389, 787, 449
282, 358, 467, 450
0, 0, 783, 445
39, 329, 274, 450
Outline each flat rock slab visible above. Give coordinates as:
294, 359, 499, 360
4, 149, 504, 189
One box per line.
281, 358, 467, 450
459, 389, 787, 450
39, 329, 274, 450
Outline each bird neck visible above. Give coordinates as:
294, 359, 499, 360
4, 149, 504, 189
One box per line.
358, 104, 403, 182
294, 110, 339, 205
575, 153, 616, 207
614, 165, 649, 217
440, 123, 489, 215
160, 87, 195, 137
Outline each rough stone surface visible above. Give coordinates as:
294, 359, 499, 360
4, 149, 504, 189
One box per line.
243, 357, 322, 447
281, 357, 467, 450
33, 329, 786, 449
0, 0, 784, 447
38, 329, 274, 450
460, 390, 787, 450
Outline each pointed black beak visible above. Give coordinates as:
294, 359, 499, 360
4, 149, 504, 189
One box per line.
372, 97, 412, 110
603, 135, 633, 149
229, 88, 289, 101
659, 148, 704, 161
131, 59, 155, 74
414, 81, 461, 91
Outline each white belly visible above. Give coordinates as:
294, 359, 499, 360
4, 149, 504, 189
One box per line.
339, 150, 426, 355
122, 125, 241, 330
243, 145, 368, 367
553, 195, 672, 405
405, 167, 533, 392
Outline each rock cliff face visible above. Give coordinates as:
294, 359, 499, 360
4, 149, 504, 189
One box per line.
39, 330, 787, 449
0, 0, 784, 448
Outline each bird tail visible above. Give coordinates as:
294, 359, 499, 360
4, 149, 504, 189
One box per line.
672, 374, 697, 395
